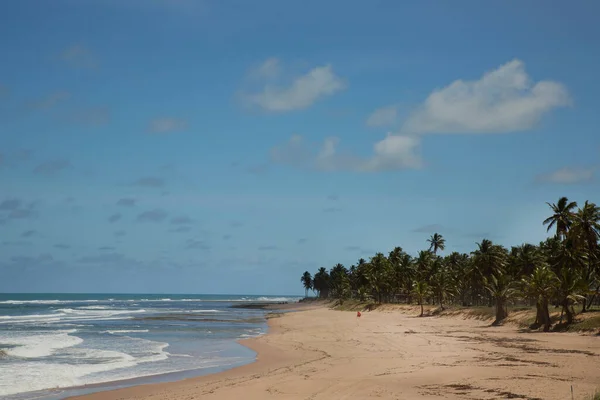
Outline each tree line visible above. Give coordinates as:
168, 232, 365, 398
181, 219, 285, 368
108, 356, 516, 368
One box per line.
300, 197, 600, 332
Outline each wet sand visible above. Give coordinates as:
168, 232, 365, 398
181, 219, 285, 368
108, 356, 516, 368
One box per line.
70, 305, 600, 400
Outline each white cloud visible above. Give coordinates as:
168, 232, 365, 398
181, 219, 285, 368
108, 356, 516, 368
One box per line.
535, 167, 595, 184
402, 59, 570, 134
148, 118, 189, 133
270, 59, 568, 173
243, 60, 346, 112
366, 105, 398, 127
270, 133, 421, 172
251, 58, 281, 80
360, 134, 422, 171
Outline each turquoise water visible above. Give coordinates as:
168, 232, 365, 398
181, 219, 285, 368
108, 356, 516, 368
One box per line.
0, 293, 300, 399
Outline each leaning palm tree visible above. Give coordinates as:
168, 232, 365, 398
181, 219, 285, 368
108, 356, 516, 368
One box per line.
521, 265, 559, 332
543, 196, 578, 240
427, 233, 446, 255
300, 271, 313, 298
412, 280, 431, 317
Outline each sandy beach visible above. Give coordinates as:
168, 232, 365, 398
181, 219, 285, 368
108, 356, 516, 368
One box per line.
71, 305, 600, 400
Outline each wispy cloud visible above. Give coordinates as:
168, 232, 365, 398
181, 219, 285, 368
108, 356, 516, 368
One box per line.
535, 167, 595, 184
148, 118, 189, 134
116, 198, 137, 207
27, 91, 71, 110
171, 216, 193, 225
241, 58, 346, 112
21, 230, 37, 238
186, 239, 210, 250
366, 104, 399, 127
63, 107, 110, 126
270, 134, 421, 172
170, 226, 192, 233
54, 244, 71, 250
258, 245, 279, 251
412, 224, 444, 233
33, 159, 71, 175
60, 44, 98, 69
323, 207, 342, 213
0, 198, 22, 211
8, 209, 37, 220
114, 230, 126, 237
3, 240, 33, 247
136, 209, 168, 223
131, 177, 166, 188
78, 253, 128, 264
108, 213, 122, 223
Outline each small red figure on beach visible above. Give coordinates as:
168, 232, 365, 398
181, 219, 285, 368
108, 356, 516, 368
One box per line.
356, 311, 361, 318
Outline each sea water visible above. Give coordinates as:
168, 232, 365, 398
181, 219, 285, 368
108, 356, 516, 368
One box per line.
0, 293, 300, 399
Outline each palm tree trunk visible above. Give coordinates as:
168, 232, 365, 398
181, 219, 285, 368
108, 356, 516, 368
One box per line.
494, 298, 507, 324
562, 298, 574, 324
541, 298, 551, 332
420, 302, 424, 317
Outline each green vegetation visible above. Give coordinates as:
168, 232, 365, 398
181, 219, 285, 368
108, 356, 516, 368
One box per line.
300, 197, 600, 331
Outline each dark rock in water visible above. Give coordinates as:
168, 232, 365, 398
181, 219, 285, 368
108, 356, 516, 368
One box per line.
0, 349, 7, 358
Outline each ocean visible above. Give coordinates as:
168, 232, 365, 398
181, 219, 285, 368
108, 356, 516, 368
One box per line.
0, 293, 301, 399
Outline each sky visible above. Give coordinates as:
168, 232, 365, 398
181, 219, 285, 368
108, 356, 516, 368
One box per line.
1, 0, 599, 295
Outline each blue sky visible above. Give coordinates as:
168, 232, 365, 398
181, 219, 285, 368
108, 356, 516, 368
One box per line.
1, 0, 599, 295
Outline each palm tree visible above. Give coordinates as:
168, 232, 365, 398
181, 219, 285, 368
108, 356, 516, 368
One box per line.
569, 201, 600, 312
483, 269, 516, 324
300, 271, 313, 298
521, 265, 559, 331
367, 253, 391, 303
329, 264, 351, 302
313, 267, 330, 298
412, 280, 431, 317
472, 239, 508, 306
427, 233, 446, 255
543, 196, 578, 240
429, 265, 454, 310
550, 239, 588, 324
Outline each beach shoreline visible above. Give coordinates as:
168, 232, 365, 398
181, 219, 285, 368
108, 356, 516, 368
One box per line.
68, 302, 600, 400
64, 301, 322, 400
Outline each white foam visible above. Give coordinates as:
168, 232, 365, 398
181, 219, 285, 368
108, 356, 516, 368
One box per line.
101, 330, 149, 334
0, 329, 81, 358
0, 333, 171, 396
0, 300, 100, 305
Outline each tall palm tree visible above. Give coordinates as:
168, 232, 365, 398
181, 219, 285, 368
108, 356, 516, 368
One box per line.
329, 263, 350, 302
543, 196, 578, 240
521, 265, 559, 332
412, 280, 431, 317
312, 267, 330, 298
415, 250, 433, 280
569, 201, 600, 312
472, 239, 508, 306
367, 253, 391, 303
427, 233, 446, 255
300, 271, 313, 298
